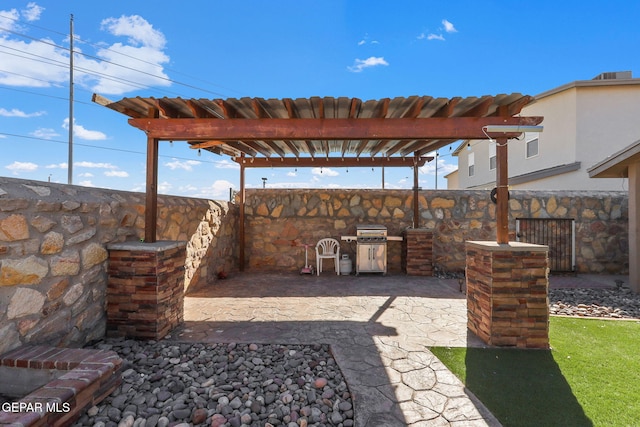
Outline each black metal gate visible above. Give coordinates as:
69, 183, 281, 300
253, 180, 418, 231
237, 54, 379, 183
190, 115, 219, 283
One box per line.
516, 218, 575, 273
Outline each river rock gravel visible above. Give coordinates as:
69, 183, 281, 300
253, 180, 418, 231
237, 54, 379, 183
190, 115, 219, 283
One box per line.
549, 287, 640, 319
72, 341, 353, 427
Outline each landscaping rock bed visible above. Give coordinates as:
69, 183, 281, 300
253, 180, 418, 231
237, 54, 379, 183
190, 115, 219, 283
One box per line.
549, 287, 640, 319
72, 341, 352, 427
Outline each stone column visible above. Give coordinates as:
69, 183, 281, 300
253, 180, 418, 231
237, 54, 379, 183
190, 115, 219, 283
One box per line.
106, 241, 186, 340
466, 241, 549, 349
402, 229, 433, 276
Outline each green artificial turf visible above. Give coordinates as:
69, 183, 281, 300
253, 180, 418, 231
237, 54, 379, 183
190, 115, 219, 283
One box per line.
430, 317, 640, 427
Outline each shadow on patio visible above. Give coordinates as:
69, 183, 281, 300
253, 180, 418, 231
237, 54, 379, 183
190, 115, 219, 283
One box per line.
172, 273, 499, 426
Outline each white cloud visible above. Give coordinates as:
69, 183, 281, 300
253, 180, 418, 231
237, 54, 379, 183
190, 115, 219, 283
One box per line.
0, 8, 20, 34
189, 180, 235, 198
62, 118, 108, 140
357, 33, 379, 46
5, 161, 38, 173
0, 10, 170, 95
31, 128, 59, 139
214, 159, 240, 169
23, 3, 44, 21
420, 159, 458, 176
46, 162, 68, 169
311, 167, 339, 177
78, 180, 94, 187
347, 56, 389, 73
286, 171, 297, 177
74, 124, 107, 140
75, 161, 118, 169
158, 181, 172, 193
101, 15, 166, 50
105, 170, 129, 177
78, 172, 93, 177
84, 15, 170, 95
164, 159, 201, 171
427, 34, 445, 41
442, 19, 457, 33
0, 108, 45, 118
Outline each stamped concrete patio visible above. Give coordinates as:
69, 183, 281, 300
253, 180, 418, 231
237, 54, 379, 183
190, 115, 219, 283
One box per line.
172, 272, 501, 426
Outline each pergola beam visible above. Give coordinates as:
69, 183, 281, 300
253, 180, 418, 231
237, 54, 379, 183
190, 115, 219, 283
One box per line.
128, 116, 543, 141
232, 156, 432, 168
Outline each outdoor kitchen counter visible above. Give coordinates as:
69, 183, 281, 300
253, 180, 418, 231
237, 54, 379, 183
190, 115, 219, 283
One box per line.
340, 235, 403, 241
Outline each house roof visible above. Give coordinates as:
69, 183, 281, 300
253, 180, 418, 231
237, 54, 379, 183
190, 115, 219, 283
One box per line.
588, 139, 640, 178
534, 71, 640, 101
93, 93, 540, 166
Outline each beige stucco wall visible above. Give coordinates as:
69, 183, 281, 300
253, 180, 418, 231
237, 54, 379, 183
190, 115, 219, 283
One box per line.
451, 81, 640, 191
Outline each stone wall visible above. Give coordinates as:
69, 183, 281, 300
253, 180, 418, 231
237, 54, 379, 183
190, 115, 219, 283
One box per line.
0, 177, 238, 354
244, 189, 628, 274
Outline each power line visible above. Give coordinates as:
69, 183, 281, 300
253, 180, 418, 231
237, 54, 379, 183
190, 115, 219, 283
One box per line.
0, 20, 236, 99
0, 11, 240, 97
0, 84, 94, 106
0, 131, 227, 165
0, 39, 223, 100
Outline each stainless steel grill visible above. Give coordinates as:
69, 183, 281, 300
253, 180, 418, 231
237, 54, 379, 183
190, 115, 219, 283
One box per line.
356, 225, 387, 275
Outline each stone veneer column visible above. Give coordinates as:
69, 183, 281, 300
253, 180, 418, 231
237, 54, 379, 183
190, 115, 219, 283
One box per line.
402, 228, 433, 276
465, 241, 549, 349
106, 241, 186, 340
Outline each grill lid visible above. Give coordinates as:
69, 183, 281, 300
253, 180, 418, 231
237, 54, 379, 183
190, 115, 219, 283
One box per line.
356, 224, 387, 242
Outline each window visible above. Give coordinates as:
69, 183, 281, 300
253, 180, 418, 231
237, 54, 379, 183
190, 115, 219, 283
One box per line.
468, 152, 475, 176
526, 138, 539, 158
489, 141, 496, 170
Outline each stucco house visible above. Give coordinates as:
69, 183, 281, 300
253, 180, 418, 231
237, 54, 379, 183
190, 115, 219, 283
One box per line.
446, 71, 640, 190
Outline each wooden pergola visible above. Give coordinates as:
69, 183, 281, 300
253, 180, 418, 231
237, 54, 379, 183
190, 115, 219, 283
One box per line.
93, 94, 542, 269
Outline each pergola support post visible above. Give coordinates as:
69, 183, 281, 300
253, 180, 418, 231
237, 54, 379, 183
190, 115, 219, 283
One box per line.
145, 136, 159, 243
413, 154, 420, 229
239, 160, 246, 271
495, 137, 509, 243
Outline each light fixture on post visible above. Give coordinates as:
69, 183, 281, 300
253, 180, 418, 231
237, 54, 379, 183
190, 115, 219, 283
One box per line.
483, 125, 543, 134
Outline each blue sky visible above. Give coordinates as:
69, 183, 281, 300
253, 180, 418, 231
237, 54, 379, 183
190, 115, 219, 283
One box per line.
1, 1, 639, 198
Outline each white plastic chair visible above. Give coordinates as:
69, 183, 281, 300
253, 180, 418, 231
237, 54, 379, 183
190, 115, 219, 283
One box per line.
315, 238, 340, 276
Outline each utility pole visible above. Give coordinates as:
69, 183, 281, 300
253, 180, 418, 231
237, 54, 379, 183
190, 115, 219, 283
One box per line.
67, 14, 74, 185
434, 150, 438, 189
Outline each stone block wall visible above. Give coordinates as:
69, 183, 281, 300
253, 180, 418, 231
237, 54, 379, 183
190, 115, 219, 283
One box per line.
106, 241, 186, 340
0, 177, 238, 354
244, 189, 628, 274
402, 229, 434, 275
466, 241, 549, 349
